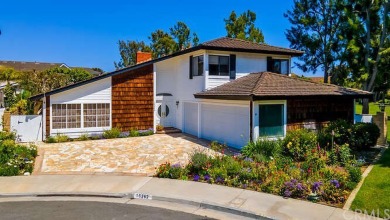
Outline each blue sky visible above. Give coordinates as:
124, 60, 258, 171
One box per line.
0, 0, 317, 76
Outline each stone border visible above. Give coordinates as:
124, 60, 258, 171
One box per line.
343, 145, 388, 210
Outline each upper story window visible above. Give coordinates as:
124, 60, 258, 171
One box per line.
209, 55, 229, 76
192, 55, 204, 76
267, 57, 289, 75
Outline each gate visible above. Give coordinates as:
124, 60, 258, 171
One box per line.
10, 115, 42, 142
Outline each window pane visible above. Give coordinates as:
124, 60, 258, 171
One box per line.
219, 56, 229, 76
209, 64, 219, 75
259, 104, 284, 137
273, 60, 281, 73
192, 56, 198, 76
281, 60, 288, 74
198, 55, 204, 76
209, 55, 218, 64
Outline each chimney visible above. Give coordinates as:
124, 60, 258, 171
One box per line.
136, 51, 152, 64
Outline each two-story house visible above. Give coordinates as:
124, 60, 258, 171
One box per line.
30, 37, 371, 148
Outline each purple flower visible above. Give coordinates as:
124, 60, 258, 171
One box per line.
193, 174, 200, 181
204, 174, 210, 181
244, 157, 253, 162
242, 184, 247, 189
291, 179, 297, 184
215, 176, 224, 184
284, 189, 292, 197
330, 179, 340, 188
297, 183, 304, 191
23, 158, 29, 162
171, 163, 181, 168
312, 181, 322, 193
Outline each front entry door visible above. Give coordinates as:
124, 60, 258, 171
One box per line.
156, 101, 174, 127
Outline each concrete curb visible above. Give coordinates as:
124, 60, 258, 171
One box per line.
0, 192, 272, 220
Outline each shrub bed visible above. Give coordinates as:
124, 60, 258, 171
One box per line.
0, 131, 37, 176
155, 125, 380, 206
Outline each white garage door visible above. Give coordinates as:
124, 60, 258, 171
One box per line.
183, 102, 199, 136
201, 104, 250, 149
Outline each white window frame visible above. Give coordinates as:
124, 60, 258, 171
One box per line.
271, 58, 289, 75
253, 100, 287, 141
50, 102, 111, 134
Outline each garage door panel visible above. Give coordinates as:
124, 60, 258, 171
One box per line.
183, 102, 198, 136
201, 104, 249, 149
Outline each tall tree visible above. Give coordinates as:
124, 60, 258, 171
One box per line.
342, 0, 390, 113
149, 30, 176, 58
224, 10, 265, 43
170, 21, 192, 51
285, 0, 345, 83
114, 40, 151, 69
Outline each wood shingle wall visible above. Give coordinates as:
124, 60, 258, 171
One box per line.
111, 65, 154, 131
287, 97, 354, 131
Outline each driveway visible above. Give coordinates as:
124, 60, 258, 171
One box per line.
34, 134, 215, 176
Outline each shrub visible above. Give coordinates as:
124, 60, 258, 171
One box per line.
78, 134, 90, 141
350, 123, 380, 150
222, 156, 241, 176
55, 134, 69, 143
210, 141, 226, 153
328, 144, 352, 166
156, 162, 186, 179
281, 179, 309, 198
103, 127, 121, 139
46, 136, 56, 143
188, 151, 209, 174
324, 119, 352, 146
347, 166, 362, 184
242, 138, 282, 160
0, 131, 16, 141
283, 129, 317, 161
139, 129, 154, 136
129, 130, 140, 137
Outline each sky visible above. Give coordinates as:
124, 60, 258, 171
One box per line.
0, 0, 318, 76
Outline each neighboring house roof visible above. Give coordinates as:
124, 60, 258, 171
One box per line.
0, 60, 102, 75
194, 72, 372, 100
30, 37, 304, 100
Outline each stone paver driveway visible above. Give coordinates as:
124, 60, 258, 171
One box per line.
34, 134, 216, 176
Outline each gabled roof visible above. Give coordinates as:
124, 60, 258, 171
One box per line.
30, 37, 303, 100
0, 60, 102, 75
194, 72, 372, 100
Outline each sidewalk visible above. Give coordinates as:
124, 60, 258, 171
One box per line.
0, 175, 381, 220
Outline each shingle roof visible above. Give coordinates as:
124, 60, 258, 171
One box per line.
0, 61, 102, 75
194, 72, 372, 100
201, 37, 303, 56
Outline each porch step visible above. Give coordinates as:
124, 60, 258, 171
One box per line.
156, 127, 182, 134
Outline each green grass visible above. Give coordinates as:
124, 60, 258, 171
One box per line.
350, 148, 390, 218
355, 102, 390, 142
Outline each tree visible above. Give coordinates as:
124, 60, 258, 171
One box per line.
342, 0, 390, 113
0, 67, 20, 83
114, 40, 151, 69
170, 21, 199, 51
149, 30, 176, 58
224, 10, 265, 43
285, 0, 345, 83
115, 22, 199, 68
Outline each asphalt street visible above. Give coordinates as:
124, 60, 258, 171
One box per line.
0, 201, 214, 220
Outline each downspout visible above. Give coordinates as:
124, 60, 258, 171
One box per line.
249, 95, 254, 142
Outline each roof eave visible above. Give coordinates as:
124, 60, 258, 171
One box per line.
201, 45, 304, 56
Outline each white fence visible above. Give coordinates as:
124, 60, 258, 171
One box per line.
10, 115, 42, 142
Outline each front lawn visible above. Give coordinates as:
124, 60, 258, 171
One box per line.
350, 148, 390, 218
156, 120, 381, 207
0, 131, 37, 176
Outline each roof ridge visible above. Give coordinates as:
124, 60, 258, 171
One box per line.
250, 72, 266, 94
